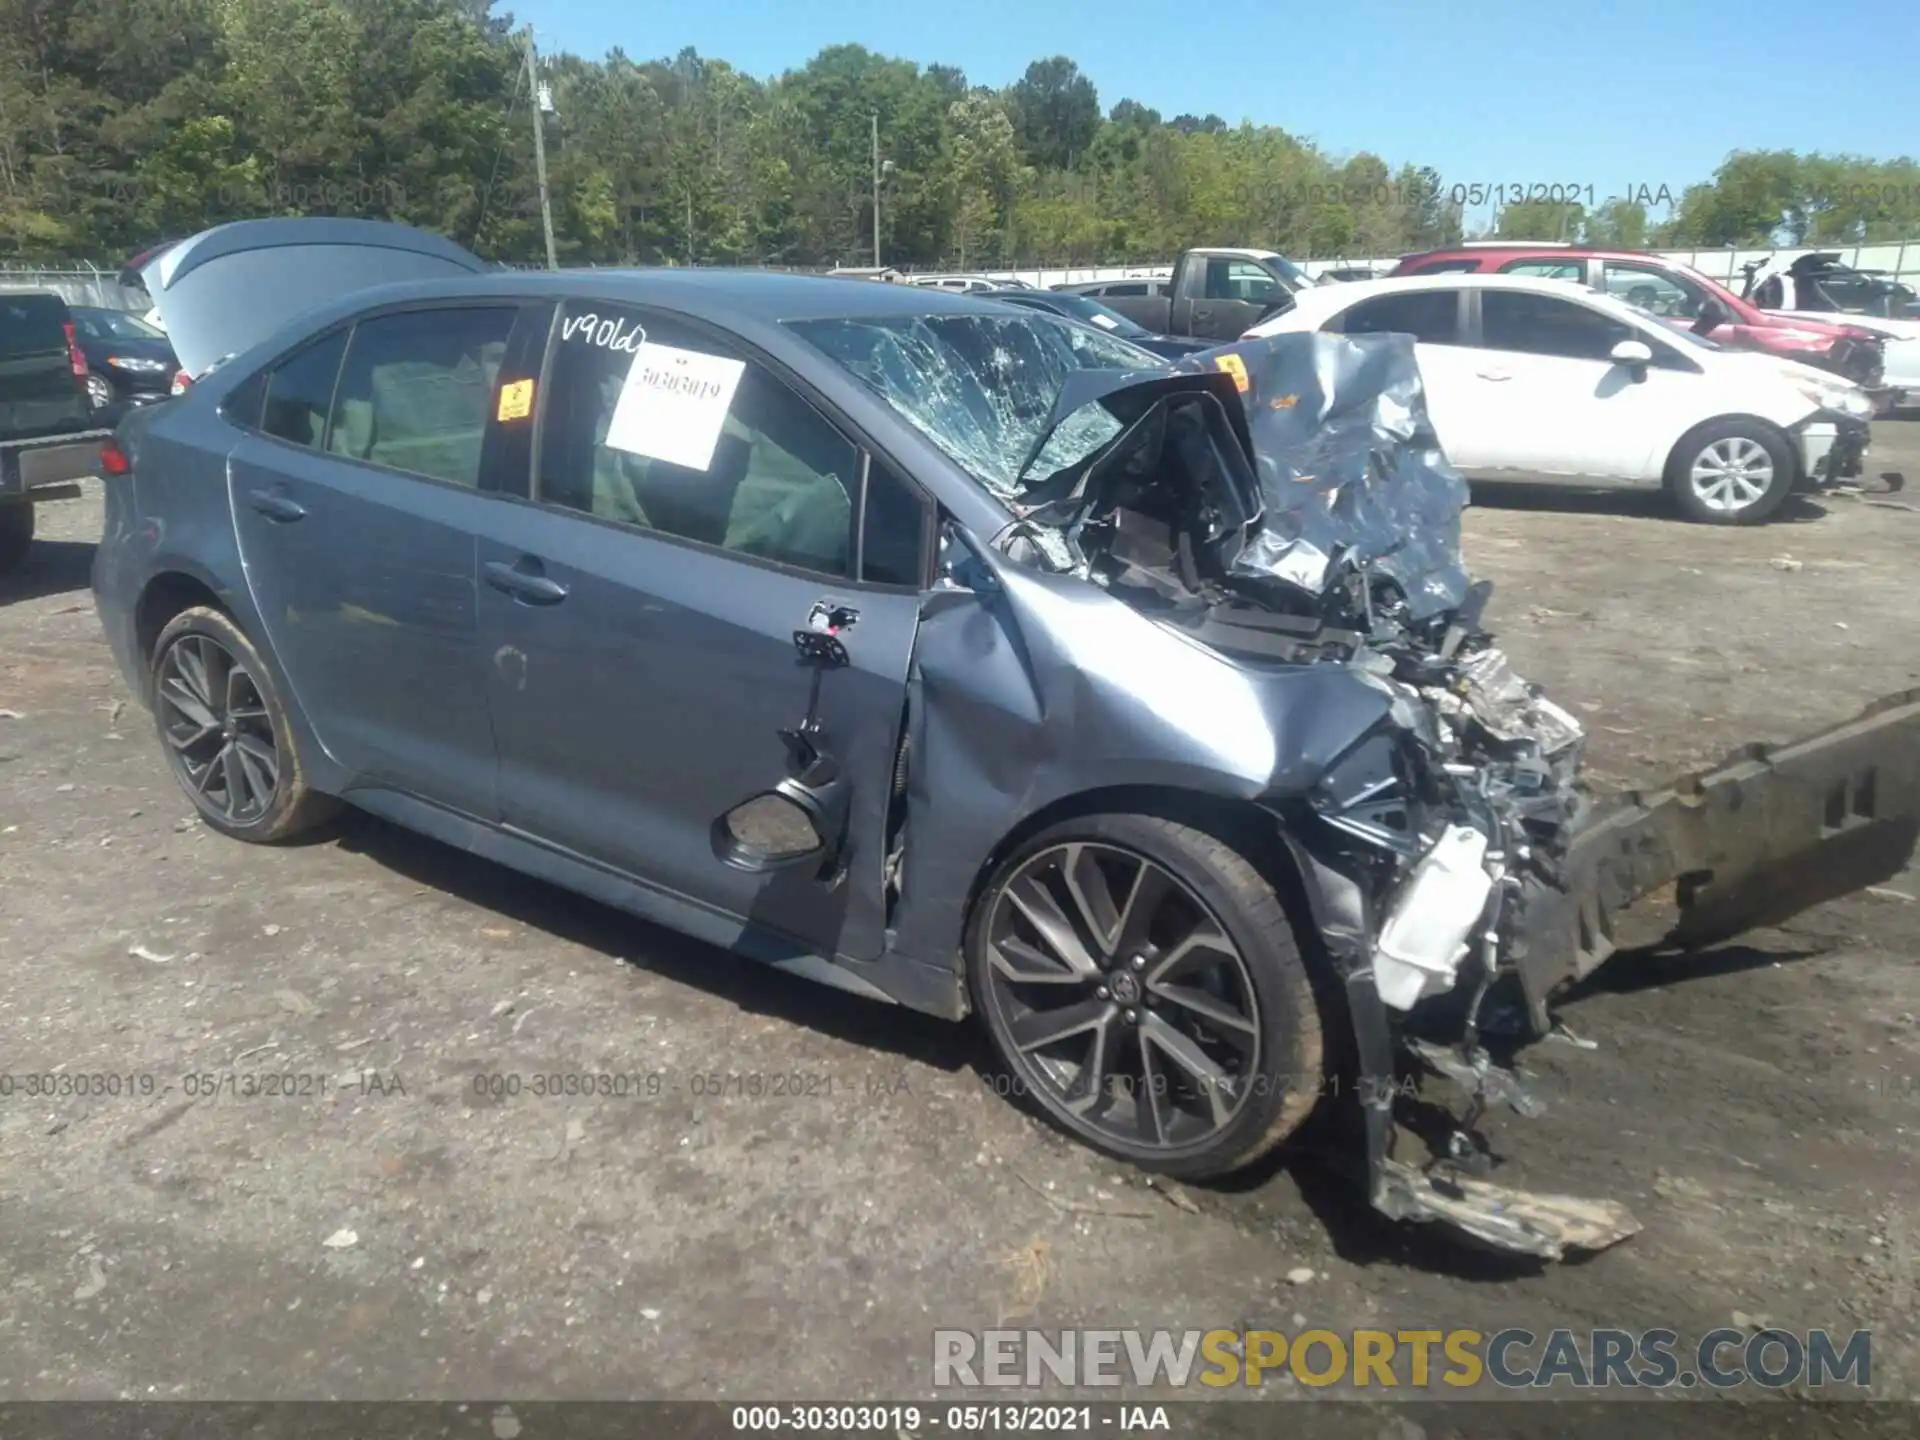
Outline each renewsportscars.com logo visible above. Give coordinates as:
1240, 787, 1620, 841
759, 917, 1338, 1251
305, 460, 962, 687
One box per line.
932, 1327, 1873, 1391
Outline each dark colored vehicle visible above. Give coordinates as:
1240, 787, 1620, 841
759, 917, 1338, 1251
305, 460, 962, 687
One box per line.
1744, 252, 1920, 321
97, 219, 1920, 1259
1081, 248, 1320, 342
976, 287, 1215, 360
0, 290, 113, 572
1391, 245, 1888, 393
69, 305, 180, 410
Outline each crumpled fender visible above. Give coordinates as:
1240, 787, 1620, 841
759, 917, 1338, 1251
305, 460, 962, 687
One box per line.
881, 535, 1395, 995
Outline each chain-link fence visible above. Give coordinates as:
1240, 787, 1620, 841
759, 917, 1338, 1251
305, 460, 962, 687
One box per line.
0, 263, 147, 311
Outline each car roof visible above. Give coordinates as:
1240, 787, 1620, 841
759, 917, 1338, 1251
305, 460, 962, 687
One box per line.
1286, 270, 1652, 320
1402, 245, 1677, 265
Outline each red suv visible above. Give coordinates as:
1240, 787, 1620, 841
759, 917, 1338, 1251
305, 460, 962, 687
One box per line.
1391, 245, 1887, 395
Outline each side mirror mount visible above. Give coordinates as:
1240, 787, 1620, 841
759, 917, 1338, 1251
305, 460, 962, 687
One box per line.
1610, 340, 1654, 367
1692, 298, 1729, 335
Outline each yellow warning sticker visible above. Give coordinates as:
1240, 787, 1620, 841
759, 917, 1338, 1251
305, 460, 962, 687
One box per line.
496, 378, 535, 422
1214, 353, 1250, 393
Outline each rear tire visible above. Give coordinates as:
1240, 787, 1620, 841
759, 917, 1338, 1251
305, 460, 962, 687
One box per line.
0, 504, 32, 575
148, 606, 337, 843
968, 812, 1326, 1182
1665, 419, 1796, 525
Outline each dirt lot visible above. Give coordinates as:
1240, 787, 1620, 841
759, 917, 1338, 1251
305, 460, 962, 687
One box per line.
2, 429, 1918, 1413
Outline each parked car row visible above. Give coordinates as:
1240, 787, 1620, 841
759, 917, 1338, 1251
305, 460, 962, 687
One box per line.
0, 292, 137, 571
984, 241, 1882, 526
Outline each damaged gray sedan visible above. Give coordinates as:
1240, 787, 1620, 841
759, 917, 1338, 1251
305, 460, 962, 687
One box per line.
96, 221, 1920, 1260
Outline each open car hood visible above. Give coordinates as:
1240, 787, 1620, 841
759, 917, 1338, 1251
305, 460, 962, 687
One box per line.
132, 218, 493, 377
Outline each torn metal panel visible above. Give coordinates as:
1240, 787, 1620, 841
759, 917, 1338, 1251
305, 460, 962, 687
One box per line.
1515, 688, 1920, 1024
1373, 1162, 1642, 1262
1175, 335, 1472, 621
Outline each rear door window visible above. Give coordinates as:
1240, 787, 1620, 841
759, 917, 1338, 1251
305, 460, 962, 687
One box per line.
1602, 262, 1709, 320
325, 307, 516, 487
1499, 259, 1584, 282
1332, 290, 1462, 344
259, 331, 349, 448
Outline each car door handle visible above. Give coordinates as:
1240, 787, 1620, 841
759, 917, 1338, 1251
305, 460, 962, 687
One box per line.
247, 489, 306, 522
1476, 369, 1514, 382
483, 558, 569, 606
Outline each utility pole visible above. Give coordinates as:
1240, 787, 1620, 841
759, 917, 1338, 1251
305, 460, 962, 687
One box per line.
871, 112, 881, 267
524, 27, 558, 271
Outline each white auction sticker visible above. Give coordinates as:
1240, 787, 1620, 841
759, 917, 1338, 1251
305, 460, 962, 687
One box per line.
604, 342, 747, 471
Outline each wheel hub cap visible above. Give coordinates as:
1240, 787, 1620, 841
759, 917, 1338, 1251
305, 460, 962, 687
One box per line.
1689, 437, 1774, 512
155, 633, 280, 824
981, 841, 1263, 1152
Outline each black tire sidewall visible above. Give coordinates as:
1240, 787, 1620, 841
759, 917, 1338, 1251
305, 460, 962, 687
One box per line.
150, 607, 309, 841
967, 812, 1323, 1180
1668, 419, 1796, 525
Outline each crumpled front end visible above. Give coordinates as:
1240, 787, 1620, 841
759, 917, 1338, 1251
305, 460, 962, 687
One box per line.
990, 331, 1919, 1261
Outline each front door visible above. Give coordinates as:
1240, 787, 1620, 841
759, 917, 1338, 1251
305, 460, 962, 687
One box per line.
475, 300, 931, 962
1463, 289, 1683, 480
228, 302, 530, 819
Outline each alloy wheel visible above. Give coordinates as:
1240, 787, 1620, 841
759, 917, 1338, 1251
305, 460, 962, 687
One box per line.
980, 841, 1262, 1153
156, 633, 280, 824
85, 373, 113, 410
1688, 436, 1775, 514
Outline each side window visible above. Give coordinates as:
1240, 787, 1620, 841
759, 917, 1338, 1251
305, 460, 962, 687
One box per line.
1753, 276, 1785, 309
1499, 259, 1584, 282
1603, 263, 1703, 319
1408, 259, 1481, 275
325, 308, 515, 487
1333, 291, 1461, 344
1480, 291, 1635, 362
537, 301, 859, 580
1104, 283, 1147, 297
259, 330, 349, 448
860, 459, 928, 587
1203, 259, 1284, 303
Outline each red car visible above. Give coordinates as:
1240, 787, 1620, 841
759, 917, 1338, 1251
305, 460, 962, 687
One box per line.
1391, 244, 1887, 395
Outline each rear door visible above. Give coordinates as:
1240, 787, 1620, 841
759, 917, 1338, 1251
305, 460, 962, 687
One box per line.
474, 299, 933, 962
227, 300, 539, 819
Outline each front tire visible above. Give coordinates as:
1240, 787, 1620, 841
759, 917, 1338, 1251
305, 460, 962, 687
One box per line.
148, 606, 336, 842
1665, 419, 1796, 525
968, 813, 1326, 1181
85, 373, 115, 411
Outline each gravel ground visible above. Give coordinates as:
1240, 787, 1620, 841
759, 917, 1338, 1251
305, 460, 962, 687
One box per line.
1, 426, 1917, 1413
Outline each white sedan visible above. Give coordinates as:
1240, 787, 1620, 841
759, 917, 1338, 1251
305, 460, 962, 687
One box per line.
1246, 273, 1874, 524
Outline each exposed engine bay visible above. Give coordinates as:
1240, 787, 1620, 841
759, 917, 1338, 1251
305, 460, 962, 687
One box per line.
987, 332, 1919, 1259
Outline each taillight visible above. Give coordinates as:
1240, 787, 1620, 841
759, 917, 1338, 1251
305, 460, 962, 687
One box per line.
62, 321, 88, 378
171, 370, 193, 396
100, 439, 132, 476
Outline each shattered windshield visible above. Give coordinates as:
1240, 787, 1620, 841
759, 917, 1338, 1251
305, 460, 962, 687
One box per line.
787, 312, 1166, 500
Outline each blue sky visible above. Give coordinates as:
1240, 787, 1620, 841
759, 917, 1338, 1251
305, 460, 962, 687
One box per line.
518, 0, 1915, 219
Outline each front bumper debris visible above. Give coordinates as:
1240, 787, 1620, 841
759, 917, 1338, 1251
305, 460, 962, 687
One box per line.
1798, 415, 1869, 486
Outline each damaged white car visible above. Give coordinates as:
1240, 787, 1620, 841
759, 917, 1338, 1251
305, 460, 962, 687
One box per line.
98, 220, 1920, 1262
